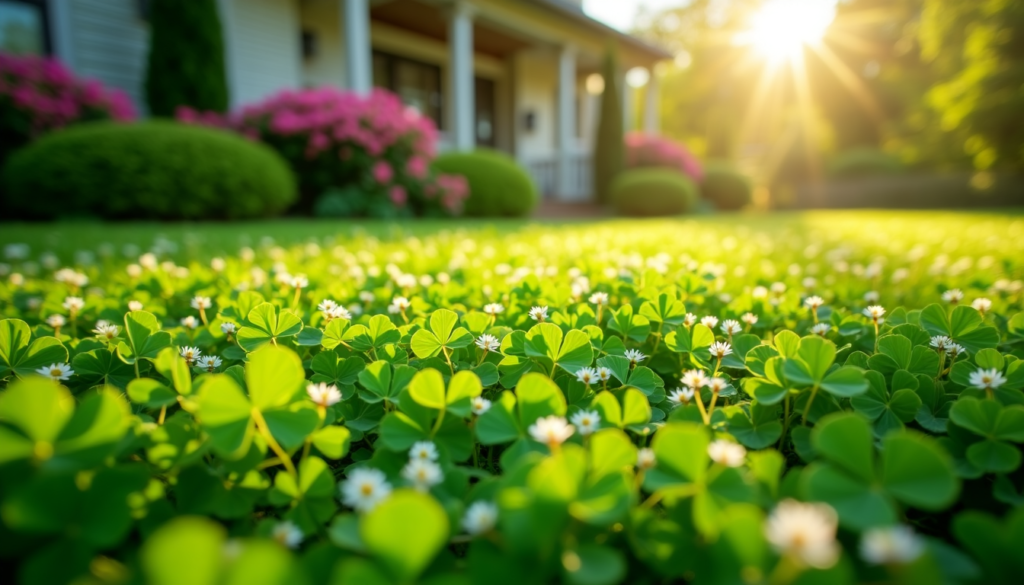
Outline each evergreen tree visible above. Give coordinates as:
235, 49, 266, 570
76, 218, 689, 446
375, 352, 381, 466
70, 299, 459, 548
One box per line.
145, 0, 229, 116
593, 45, 625, 204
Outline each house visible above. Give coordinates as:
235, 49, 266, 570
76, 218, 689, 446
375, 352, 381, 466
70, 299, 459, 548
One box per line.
5, 0, 669, 200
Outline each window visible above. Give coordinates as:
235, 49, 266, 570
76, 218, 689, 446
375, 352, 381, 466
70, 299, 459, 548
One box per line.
0, 0, 49, 55
474, 77, 495, 147
372, 50, 442, 129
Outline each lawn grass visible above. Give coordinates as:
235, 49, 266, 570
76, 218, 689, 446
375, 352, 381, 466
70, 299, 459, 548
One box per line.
2, 209, 1021, 263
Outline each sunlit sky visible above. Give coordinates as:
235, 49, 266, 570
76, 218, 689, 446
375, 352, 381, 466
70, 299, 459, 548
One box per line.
582, 0, 680, 31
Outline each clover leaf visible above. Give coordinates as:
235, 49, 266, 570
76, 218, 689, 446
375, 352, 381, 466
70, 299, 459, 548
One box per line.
524, 323, 593, 375
948, 396, 1024, 473
0, 318, 67, 380
410, 309, 473, 359
236, 303, 303, 352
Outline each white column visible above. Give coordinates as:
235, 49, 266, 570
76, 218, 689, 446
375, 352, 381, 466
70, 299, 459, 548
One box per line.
448, 1, 475, 150
343, 0, 372, 93
48, 0, 76, 70
556, 45, 577, 199
644, 71, 660, 134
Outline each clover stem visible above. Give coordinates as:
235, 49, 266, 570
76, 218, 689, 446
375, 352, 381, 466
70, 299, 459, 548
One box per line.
693, 388, 710, 425
779, 395, 791, 449
707, 391, 720, 420
430, 409, 446, 437
873, 322, 880, 353
712, 357, 722, 378
251, 408, 297, 477
811, 308, 818, 324
596, 305, 603, 324
158, 405, 167, 425
270, 336, 278, 346
801, 385, 820, 425
768, 554, 804, 585
651, 322, 664, 353
134, 360, 140, 379
442, 347, 455, 375
292, 287, 302, 308
936, 351, 946, 380
477, 350, 487, 367
199, 307, 208, 326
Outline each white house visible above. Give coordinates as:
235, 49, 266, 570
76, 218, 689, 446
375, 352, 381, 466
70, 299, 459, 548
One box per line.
2, 0, 669, 200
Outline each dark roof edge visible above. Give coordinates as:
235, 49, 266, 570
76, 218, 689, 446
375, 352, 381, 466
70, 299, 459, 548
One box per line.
524, 0, 673, 60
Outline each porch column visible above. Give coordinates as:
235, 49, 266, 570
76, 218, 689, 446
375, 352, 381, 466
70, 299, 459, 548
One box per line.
644, 70, 660, 134
343, 0, 372, 93
448, 1, 475, 150
556, 45, 577, 199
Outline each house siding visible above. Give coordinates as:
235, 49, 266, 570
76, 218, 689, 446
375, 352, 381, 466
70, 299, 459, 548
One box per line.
63, 0, 149, 113
220, 0, 302, 107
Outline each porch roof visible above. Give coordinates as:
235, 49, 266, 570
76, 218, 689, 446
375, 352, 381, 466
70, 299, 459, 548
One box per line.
525, 0, 673, 60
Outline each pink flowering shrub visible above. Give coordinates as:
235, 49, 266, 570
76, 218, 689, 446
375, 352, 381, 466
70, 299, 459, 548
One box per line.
178, 87, 468, 217
625, 132, 703, 182
0, 53, 135, 161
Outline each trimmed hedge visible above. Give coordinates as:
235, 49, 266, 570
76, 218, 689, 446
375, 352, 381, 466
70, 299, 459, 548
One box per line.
827, 147, 904, 178
701, 162, 752, 210
610, 168, 698, 216
1, 121, 296, 220
431, 149, 537, 217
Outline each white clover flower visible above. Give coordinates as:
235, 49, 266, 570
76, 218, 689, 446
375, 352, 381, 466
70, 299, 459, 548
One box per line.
9, 273, 24, 287
359, 291, 375, 303
708, 440, 746, 467
126, 264, 143, 278
864, 290, 880, 303
637, 447, 656, 470
971, 297, 992, 314
475, 334, 501, 353
181, 316, 198, 329
483, 303, 505, 316
391, 296, 411, 311
705, 377, 728, 394
863, 305, 886, 323
720, 319, 742, 336
595, 367, 612, 382
624, 349, 646, 365
860, 525, 925, 565
708, 341, 732, 359
128, 300, 144, 312
179, 346, 202, 366
62, 296, 84, 313
271, 520, 303, 549
528, 415, 574, 448
46, 314, 66, 329
765, 500, 840, 569
190, 296, 212, 310
197, 355, 222, 372
402, 458, 443, 492
291, 275, 309, 288
462, 501, 498, 535
803, 295, 824, 310
471, 396, 492, 416
36, 362, 74, 381
93, 322, 120, 340
341, 468, 392, 512
210, 257, 226, 272
683, 313, 697, 327
969, 368, 1006, 391
947, 343, 965, 357
570, 409, 600, 436
221, 322, 237, 335
409, 441, 439, 462
770, 282, 787, 294
752, 286, 769, 299
741, 312, 758, 325
929, 335, 953, 351
325, 305, 352, 322
575, 367, 598, 385
668, 387, 695, 407
307, 382, 342, 407
317, 299, 338, 313
528, 306, 549, 321
589, 292, 609, 306
941, 289, 964, 304
700, 315, 719, 329
811, 323, 831, 336
681, 369, 708, 389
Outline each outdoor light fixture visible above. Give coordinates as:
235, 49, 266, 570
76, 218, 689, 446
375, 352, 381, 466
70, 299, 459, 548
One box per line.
585, 73, 604, 95
625, 67, 650, 88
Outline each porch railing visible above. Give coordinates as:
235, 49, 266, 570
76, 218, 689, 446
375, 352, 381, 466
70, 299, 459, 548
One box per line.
524, 154, 592, 200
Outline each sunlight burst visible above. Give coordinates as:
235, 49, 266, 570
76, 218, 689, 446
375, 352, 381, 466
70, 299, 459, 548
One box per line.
739, 0, 837, 62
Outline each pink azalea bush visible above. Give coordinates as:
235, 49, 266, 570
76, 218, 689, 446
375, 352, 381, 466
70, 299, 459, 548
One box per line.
178, 87, 468, 217
0, 53, 135, 160
625, 132, 703, 182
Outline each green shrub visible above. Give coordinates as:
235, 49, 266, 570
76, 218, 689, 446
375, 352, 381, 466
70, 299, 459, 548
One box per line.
610, 168, 698, 216
145, 0, 228, 116
431, 149, 537, 217
701, 162, 753, 210
827, 147, 904, 178
1, 121, 295, 220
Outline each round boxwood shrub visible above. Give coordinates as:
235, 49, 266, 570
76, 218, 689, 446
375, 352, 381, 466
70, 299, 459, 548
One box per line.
827, 147, 904, 178
610, 168, 699, 216
1, 121, 296, 220
701, 162, 752, 210
431, 149, 537, 217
